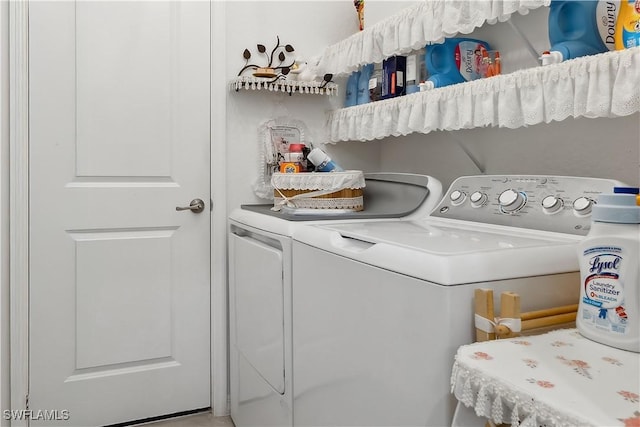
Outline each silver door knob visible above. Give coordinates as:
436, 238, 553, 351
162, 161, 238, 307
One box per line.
176, 199, 205, 213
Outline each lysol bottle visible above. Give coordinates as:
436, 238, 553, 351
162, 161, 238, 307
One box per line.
577, 187, 640, 352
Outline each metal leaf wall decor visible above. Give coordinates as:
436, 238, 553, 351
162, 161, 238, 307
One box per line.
237, 36, 296, 82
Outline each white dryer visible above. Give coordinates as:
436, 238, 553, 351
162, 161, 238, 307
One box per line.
227, 173, 443, 427
291, 175, 623, 427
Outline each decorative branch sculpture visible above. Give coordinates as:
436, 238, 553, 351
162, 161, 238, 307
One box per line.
237, 36, 296, 78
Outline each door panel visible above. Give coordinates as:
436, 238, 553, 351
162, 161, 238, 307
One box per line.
76, 1, 173, 177
73, 229, 173, 369
28, 2, 211, 426
232, 234, 285, 394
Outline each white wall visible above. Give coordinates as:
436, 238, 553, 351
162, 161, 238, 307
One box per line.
377, 115, 640, 190
364, 1, 416, 28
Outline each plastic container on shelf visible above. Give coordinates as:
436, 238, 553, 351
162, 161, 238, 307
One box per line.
344, 70, 360, 107
405, 48, 427, 94
423, 38, 491, 89
357, 64, 374, 105
577, 186, 640, 353
542, 0, 616, 65
381, 56, 406, 99
368, 63, 383, 102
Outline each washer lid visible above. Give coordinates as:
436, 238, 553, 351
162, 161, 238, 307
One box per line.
293, 219, 581, 285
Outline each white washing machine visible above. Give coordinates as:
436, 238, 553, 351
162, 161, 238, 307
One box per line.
228, 173, 443, 427
291, 175, 623, 427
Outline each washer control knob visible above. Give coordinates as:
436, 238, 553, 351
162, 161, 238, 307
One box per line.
449, 190, 466, 206
541, 195, 564, 214
469, 191, 488, 208
498, 189, 526, 213
573, 197, 594, 216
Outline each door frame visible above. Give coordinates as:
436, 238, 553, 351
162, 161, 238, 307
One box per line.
8, 0, 29, 424
5, 0, 230, 420
210, 0, 229, 417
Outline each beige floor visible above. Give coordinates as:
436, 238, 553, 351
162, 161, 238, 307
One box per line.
136, 412, 234, 427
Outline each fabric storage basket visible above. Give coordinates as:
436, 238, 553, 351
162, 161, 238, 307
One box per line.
271, 170, 365, 211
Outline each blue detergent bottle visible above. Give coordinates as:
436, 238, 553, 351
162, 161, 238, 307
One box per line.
544, 0, 616, 64
344, 70, 360, 107
423, 38, 491, 89
357, 64, 374, 105
615, 0, 640, 49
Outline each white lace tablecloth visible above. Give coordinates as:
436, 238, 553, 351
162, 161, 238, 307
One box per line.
451, 329, 640, 427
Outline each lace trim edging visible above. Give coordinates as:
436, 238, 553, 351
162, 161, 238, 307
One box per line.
450, 360, 595, 427
273, 196, 363, 210
317, 0, 550, 76
326, 48, 640, 143
271, 171, 366, 190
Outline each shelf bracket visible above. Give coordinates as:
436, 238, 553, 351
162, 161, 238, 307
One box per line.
449, 133, 485, 174
506, 19, 541, 64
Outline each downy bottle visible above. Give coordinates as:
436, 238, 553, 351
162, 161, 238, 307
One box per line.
542, 0, 618, 64
423, 38, 491, 89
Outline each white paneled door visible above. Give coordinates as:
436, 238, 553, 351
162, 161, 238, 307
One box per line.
28, 1, 211, 426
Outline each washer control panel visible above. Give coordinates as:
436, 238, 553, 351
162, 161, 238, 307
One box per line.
430, 175, 624, 235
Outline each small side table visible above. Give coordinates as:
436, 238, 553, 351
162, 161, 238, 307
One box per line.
451, 328, 639, 427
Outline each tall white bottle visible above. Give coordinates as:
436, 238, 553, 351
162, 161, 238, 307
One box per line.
577, 187, 640, 352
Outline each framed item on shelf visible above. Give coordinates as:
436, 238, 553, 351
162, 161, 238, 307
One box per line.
254, 116, 313, 199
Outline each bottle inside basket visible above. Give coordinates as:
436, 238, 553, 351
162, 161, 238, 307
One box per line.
280, 143, 306, 173
576, 186, 640, 352
307, 148, 344, 172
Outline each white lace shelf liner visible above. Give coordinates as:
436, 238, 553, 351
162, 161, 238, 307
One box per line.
326, 47, 640, 143
271, 171, 365, 190
316, 0, 550, 76
230, 77, 338, 96
271, 171, 365, 211
450, 328, 640, 427
273, 196, 364, 210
